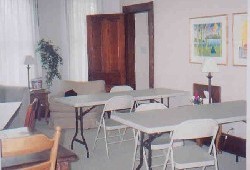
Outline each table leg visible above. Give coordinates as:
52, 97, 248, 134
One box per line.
71, 108, 79, 150
44, 101, 49, 123
147, 134, 153, 170
71, 107, 95, 158
80, 107, 89, 158
37, 102, 42, 121
161, 97, 163, 104
136, 132, 144, 170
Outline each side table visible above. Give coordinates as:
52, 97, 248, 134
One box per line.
30, 89, 50, 122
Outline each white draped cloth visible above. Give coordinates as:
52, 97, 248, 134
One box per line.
66, 0, 98, 81
0, 0, 39, 86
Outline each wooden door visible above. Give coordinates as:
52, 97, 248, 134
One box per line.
87, 14, 126, 91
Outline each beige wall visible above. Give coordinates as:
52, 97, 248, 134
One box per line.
122, 0, 247, 102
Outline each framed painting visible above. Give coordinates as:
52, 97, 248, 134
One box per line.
233, 13, 247, 66
189, 15, 228, 65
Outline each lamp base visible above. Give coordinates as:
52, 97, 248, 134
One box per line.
27, 65, 31, 89
207, 72, 212, 104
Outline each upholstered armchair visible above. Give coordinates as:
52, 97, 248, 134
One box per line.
0, 85, 30, 128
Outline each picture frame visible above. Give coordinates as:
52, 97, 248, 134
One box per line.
233, 13, 247, 66
189, 15, 228, 65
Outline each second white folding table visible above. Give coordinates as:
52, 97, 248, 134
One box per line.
111, 100, 246, 170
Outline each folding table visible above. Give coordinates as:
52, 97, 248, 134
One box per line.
55, 88, 186, 158
111, 100, 246, 170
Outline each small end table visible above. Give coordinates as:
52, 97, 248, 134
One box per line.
30, 89, 50, 122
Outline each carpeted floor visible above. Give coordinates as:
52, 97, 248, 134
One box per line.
36, 121, 246, 170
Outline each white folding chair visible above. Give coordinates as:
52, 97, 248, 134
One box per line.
93, 95, 135, 158
163, 119, 219, 170
132, 103, 177, 170
110, 85, 134, 93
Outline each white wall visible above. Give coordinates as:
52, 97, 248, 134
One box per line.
122, 0, 247, 102
135, 12, 149, 90
38, 0, 69, 80
100, 0, 120, 14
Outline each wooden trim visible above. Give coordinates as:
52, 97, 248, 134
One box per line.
123, 2, 153, 13
148, 7, 154, 88
122, 2, 154, 88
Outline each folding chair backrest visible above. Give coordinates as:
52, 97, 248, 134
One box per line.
135, 103, 167, 112
172, 119, 218, 140
2, 126, 61, 170
104, 95, 134, 113
24, 98, 39, 131
103, 95, 134, 112
110, 85, 133, 93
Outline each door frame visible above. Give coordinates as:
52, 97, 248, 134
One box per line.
123, 1, 154, 88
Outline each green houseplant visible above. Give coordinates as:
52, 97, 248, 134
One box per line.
36, 39, 63, 88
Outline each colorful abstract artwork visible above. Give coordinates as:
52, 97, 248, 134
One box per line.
233, 13, 247, 66
190, 15, 227, 64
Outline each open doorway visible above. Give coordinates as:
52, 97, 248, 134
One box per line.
135, 12, 149, 90
123, 1, 154, 89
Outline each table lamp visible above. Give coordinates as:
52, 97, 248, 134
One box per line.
24, 55, 35, 89
201, 58, 219, 104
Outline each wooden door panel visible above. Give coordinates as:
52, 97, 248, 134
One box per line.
87, 14, 126, 87
124, 13, 135, 89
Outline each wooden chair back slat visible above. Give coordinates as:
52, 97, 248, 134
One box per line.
21, 162, 51, 170
2, 134, 54, 157
2, 127, 61, 170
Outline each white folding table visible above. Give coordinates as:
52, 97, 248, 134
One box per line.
0, 102, 21, 130
55, 88, 186, 157
0, 102, 22, 169
111, 100, 246, 170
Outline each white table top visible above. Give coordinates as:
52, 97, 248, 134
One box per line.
111, 100, 246, 134
0, 102, 21, 130
0, 127, 30, 139
55, 88, 186, 108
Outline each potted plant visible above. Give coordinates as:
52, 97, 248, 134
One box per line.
36, 39, 63, 88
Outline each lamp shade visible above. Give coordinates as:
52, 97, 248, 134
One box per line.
24, 55, 35, 65
202, 58, 219, 73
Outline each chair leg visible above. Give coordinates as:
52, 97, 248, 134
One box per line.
93, 121, 102, 151
103, 125, 110, 158
143, 147, 149, 170
118, 129, 123, 144
132, 138, 139, 170
171, 149, 174, 170
163, 147, 171, 170
213, 144, 219, 170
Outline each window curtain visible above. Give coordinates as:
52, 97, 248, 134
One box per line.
66, 0, 98, 81
0, 0, 39, 86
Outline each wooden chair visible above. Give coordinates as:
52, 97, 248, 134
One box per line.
24, 98, 39, 131
1, 126, 61, 170
193, 83, 221, 103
